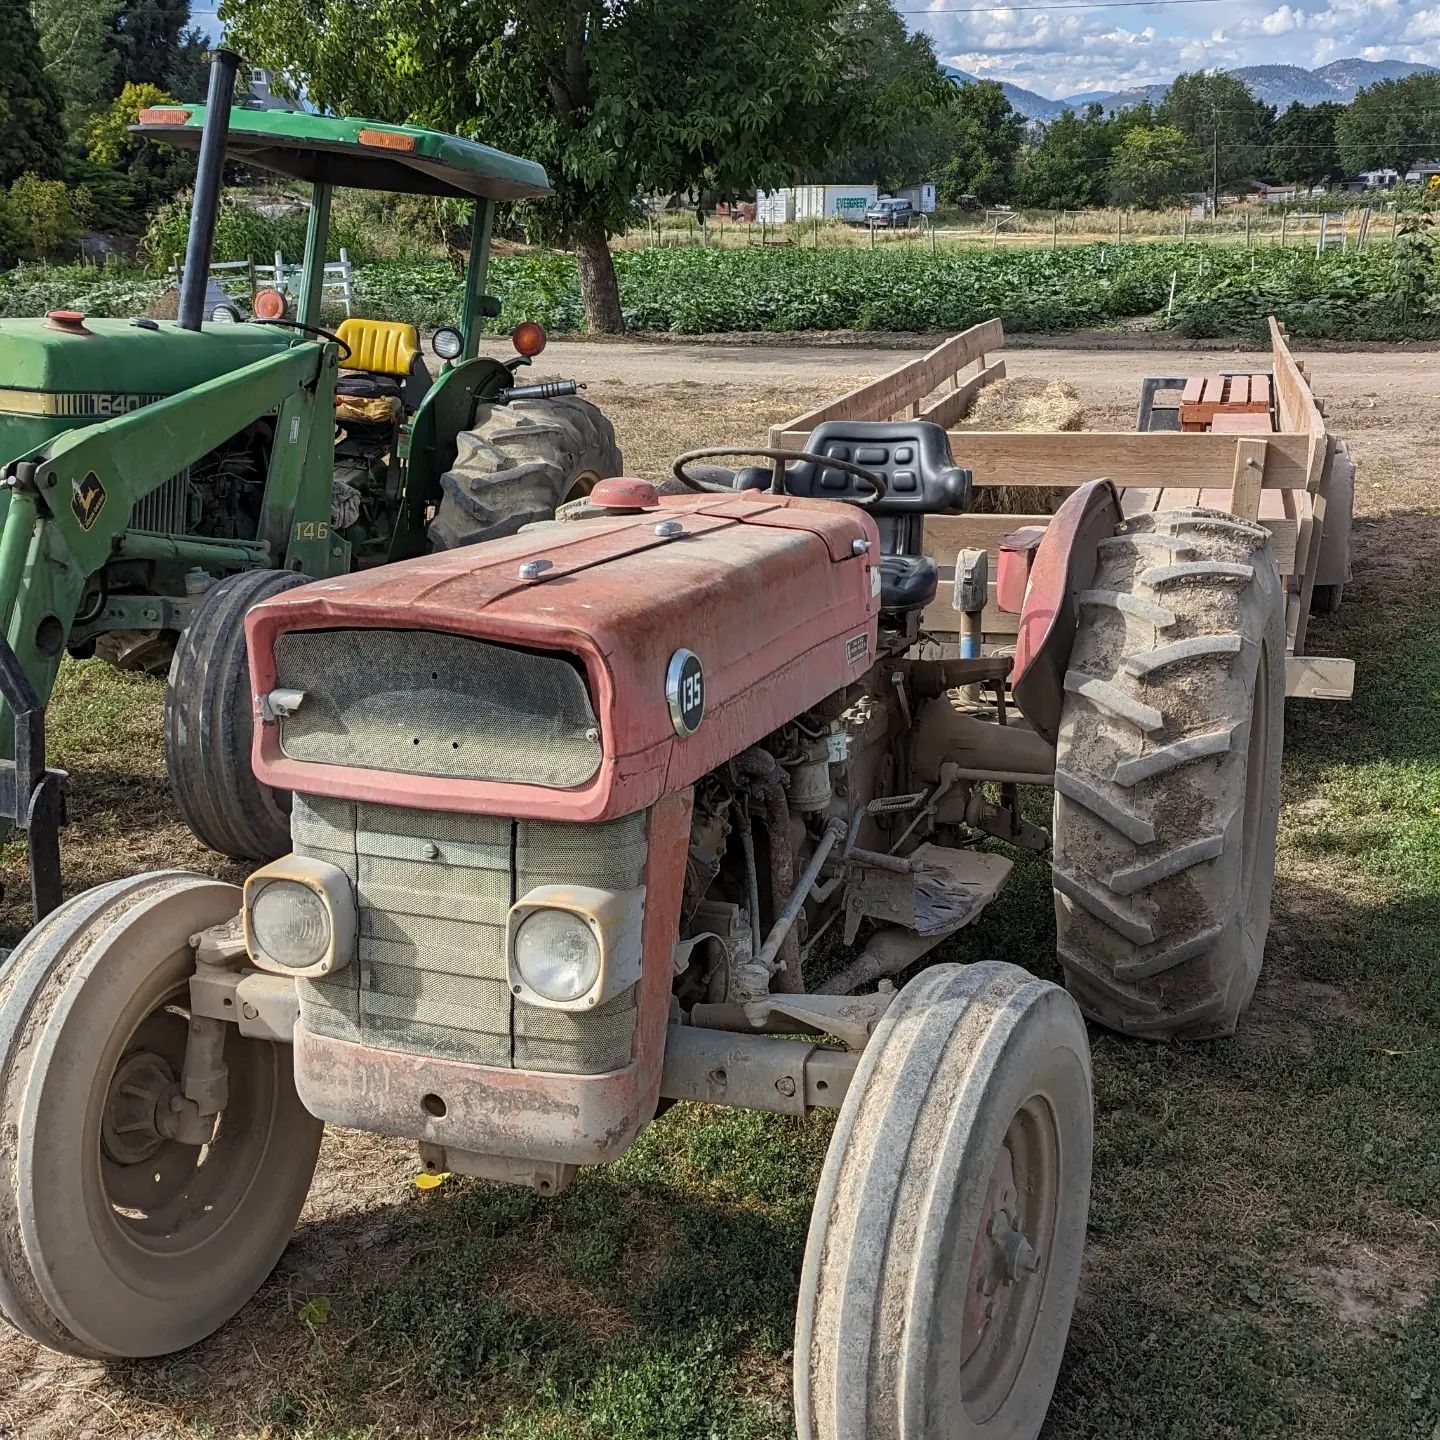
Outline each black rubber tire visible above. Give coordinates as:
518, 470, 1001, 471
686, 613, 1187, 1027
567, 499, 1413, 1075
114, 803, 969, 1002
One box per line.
796, 962, 1092, 1440
427, 394, 622, 550
0, 871, 321, 1358
165, 568, 311, 863
1052, 507, 1286, 1040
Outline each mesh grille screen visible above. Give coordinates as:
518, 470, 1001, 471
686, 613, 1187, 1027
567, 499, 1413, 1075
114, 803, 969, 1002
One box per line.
129, 471, 190, 535
292, 795, 647, 1075
276, 628, 602, 788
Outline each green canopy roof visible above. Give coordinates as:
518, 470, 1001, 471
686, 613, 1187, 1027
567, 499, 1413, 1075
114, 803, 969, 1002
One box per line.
131, 105, 551, 202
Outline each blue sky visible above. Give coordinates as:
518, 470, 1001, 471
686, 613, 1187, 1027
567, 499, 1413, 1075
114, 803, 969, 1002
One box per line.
903, 0, 1439, 97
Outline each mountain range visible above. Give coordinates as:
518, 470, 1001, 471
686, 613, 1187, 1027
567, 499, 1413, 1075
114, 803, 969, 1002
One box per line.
943, 59, 1438, 122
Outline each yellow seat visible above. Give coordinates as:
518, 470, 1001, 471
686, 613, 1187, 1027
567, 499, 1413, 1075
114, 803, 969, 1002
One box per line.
335, 318, 420, 378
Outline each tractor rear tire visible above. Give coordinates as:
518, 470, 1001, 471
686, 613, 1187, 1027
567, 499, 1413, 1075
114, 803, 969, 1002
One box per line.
1052, 507, 1286, 1040
427, 395, 622, 550
796, 962, 1092, 1440
165, 569, 311, 864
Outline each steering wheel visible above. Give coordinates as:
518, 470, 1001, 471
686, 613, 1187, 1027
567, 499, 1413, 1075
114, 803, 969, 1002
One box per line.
672, 446, 888, 506
252, 317, 352, 362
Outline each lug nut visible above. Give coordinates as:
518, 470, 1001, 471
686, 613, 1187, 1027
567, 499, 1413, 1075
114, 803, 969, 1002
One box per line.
776, 1075, 797, 1097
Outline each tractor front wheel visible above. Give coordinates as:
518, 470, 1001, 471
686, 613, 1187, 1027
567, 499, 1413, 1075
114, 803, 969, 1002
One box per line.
166, 568, 311, 863
0, 872, 321, 1358
795, 962, 1093, 1440
427, 394, 622, 550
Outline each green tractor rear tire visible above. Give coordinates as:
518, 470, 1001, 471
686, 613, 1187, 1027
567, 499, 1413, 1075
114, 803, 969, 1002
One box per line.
427, 395, 622, 550
165, 569, 311, 863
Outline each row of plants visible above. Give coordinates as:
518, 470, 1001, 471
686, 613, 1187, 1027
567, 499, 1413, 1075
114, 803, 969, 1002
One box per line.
3, 236, 1436, 339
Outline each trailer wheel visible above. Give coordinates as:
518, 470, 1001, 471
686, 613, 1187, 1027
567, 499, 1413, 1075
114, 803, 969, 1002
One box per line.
165, 568, 310, 863
0, 872, 321, 1358
427, 394, 622, 550
796, 962, 1092, 1440
1052, 507, 1286, 1039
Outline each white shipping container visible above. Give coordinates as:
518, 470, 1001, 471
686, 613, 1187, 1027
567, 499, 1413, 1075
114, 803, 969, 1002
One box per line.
755, 189, 795, 224
794, 184, 878, 221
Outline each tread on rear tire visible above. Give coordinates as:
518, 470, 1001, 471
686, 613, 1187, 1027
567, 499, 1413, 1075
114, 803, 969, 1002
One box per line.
165, 568, 310, 863
428, 394, 622, 550
1052, 507, 1286, 1039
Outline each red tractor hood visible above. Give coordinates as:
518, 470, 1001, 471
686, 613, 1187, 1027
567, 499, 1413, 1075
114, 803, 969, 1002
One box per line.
247, 491, 881, 821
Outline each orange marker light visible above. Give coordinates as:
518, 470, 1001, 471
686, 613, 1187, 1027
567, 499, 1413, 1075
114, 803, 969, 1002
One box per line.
512, 321, 547, 358
358, 128, 417, 153
137, 108, 193, 125
253, 288, 287, 321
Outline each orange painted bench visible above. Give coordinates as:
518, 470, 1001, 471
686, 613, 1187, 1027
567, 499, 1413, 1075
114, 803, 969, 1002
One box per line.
1180, 374, 1273, 431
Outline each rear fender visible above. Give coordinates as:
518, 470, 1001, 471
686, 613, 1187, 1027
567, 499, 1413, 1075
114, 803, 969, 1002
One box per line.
392, 355, 514, 561
1011, 479, 1122, 747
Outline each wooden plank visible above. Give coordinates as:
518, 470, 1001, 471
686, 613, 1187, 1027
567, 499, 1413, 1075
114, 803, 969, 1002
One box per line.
1286, 655, 1354, 700
1290, 433, 1335, 655
921, 359, 1005, 429
1182, 376, 1204, 404
1228, 437, 1268, 521
1210, 412, 1272, 434
933, 432, 1313, 490
768, 319, 1004, 446
1120, 488, 1161, 518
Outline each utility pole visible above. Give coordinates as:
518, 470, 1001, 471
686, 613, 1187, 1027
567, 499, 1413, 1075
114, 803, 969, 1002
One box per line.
1212, 122, 1219, 220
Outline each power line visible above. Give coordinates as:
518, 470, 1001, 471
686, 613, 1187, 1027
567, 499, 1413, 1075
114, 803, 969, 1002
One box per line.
899, 0, 1229, 12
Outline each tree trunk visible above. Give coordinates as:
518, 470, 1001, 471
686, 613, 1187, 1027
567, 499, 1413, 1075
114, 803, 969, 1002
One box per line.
574, 220, 624, 335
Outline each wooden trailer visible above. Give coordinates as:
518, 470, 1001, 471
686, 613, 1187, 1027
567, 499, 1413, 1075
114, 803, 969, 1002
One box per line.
770, 317, 1355, 701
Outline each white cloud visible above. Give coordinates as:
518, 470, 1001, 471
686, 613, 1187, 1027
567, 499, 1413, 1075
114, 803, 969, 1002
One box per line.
921, 0, 1436, 99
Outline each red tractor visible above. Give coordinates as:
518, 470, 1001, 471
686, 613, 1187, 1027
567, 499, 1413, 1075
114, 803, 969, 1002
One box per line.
0, 421, 1284, 1436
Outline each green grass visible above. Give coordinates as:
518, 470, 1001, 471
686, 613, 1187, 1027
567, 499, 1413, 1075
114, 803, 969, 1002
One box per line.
2, 525, 1437, 1437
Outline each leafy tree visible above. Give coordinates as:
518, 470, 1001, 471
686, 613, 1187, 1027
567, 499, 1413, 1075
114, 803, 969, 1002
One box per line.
1266, 101, 1344, 187
823, 0, 952, 190
29, 0, 122, 131
1017, 104, 1111, 209
108, 0, 209, 102
1, 5, 66, 186
4, 173, 95, 259
1108, 124, 1202, 208
935, 79, 1023, 205
85, 81, 173, 166
222, 0, 864, 333
1337, 73, 1440, 179
1159, 70, 1273, 204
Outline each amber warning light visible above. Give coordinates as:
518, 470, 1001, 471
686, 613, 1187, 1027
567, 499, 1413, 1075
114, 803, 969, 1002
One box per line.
358, 129, 417, 153
512, 321, 547, 358
252, 288, 287, 321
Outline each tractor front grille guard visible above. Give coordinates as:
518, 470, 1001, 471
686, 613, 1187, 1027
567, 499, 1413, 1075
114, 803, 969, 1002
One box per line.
0, 637, 67, 923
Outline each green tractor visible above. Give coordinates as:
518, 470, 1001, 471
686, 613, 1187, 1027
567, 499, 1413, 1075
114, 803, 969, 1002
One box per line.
0, 50, 621, 910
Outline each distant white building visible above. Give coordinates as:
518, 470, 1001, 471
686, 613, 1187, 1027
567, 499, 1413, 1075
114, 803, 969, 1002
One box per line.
755, 182, 936, 223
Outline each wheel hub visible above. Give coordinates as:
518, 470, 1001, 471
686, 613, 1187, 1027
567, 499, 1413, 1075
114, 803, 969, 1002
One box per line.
962, 1143, 1039, 1358
101, 1052, 175, 1166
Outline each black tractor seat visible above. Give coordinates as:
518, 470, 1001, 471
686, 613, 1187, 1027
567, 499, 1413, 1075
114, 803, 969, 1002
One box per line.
756, 421, 972, 613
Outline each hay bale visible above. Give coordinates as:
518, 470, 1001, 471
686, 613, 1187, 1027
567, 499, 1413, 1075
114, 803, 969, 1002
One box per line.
961, 377, 1085, 433
957, 377, 1085, 515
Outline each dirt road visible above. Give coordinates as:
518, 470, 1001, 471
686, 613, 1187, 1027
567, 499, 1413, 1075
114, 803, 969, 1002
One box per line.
514, 336, 1438, 415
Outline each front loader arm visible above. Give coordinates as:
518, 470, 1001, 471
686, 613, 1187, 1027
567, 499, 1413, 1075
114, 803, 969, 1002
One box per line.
0, 343, 330, 919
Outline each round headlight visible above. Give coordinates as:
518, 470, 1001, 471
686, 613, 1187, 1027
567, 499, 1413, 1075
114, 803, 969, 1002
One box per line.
210, 305, 238, 324
250, 880, 331, 970
432, 326, 463, 360
513, 909, 601, 1003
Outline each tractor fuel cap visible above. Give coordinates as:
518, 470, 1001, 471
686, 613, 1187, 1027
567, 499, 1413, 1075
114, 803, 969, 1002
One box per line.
590, 477, 658, 512
44, 310, 91, 335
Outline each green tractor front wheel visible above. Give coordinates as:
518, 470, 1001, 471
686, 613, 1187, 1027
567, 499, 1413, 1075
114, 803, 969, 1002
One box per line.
165, 568, 311, 863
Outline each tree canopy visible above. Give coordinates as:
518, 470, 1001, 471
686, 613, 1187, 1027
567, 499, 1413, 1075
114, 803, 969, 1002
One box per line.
1158, 70, 1273, 200
823, 0, 953, 191
1018, 104, 1115, 209
1267, 101, 1345, 188
1, 5, 66, 187
1107, 124, 1202, 208
1336, 73, 1440, 178
221, 0, 866, 332
935, 79, 1024, 205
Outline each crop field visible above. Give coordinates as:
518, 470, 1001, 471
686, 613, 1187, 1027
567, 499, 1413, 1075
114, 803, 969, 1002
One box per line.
3, 237, 1437, 341
0, 344, 1435, 1440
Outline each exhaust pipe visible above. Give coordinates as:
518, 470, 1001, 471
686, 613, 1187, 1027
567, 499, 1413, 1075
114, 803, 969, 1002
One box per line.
177, 47, 242, 332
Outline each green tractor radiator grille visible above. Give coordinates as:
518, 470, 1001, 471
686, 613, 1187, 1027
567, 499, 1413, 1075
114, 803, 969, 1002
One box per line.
291, 795, 647, 1075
